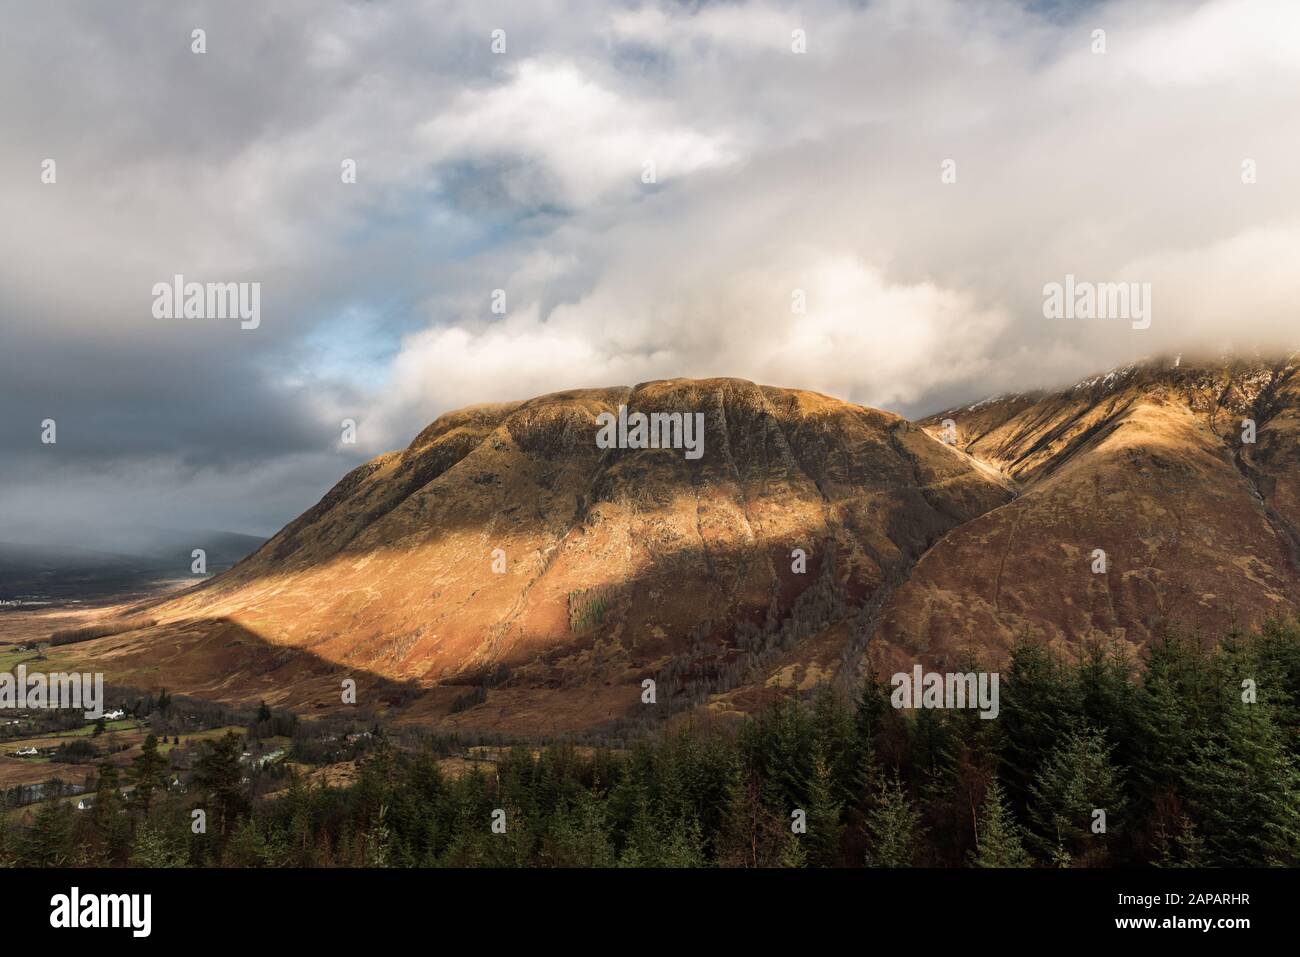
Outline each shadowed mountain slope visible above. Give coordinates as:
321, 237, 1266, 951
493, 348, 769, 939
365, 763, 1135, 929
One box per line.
873, 355, 1300, 671
39, 359, 1300, 734
117, 378, 1010, 728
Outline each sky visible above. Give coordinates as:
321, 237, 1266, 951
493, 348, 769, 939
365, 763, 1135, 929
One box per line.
1, 0, 1298, 540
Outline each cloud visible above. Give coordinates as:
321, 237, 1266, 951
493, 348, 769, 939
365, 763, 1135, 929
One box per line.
419, 59, 738, 208
2, 0, 1298, 536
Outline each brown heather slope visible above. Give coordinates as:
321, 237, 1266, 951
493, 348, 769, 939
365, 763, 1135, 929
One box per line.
872, 355, 1300, 672
35, 357, 1300, 734
66, 378, 1009, 732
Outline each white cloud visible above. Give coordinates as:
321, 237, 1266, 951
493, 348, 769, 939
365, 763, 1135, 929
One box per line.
419, 59, 738, 207
363, 254, 1012, 450
4, 0, 1300, 534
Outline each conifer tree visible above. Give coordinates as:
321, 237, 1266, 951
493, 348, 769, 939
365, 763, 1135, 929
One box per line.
998, 639, 1076, 816
969, 776, 1031, 867
658, 813, 708, 868
130, 818, 187, 867
131, 733, 168, 815
438, 765, 492, 866
1152, 814, 1204, 868
192, 730, 248, 839
1131, 632, 1210, 862
864, 772, 922, 867
560, 793, 616, 867
20, 795, 74, 867
1133, 633, 1201, 795
281, 768, 318, 866
1074, 639, 1140, 757
92, 760, 130, 863
718, 769, 787, 867
1186, 676, 1300, 866
1027, 721, 1126, 865
811, 685, 857, 807
617, 795, 663, 867
764, 695, 814, 813
1253, 618, 1300, 746
778, 830, 808, 868
803, 745, 844, 866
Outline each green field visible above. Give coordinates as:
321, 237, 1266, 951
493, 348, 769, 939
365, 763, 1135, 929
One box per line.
58, 719, 140, 737
0, 647, 44, 673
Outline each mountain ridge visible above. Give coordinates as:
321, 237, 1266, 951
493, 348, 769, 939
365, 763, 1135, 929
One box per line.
878, 353, 1300, 671
27, 356, 1300, 735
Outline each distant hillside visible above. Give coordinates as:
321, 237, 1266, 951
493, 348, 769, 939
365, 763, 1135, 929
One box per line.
0, 529, 267, 602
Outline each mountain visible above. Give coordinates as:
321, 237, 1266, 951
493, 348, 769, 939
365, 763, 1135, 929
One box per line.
34, 357, 1300, 735
70, 379, 1009, 730
876, 354, 1300, 670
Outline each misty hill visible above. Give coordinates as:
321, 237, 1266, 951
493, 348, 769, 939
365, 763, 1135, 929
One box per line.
0, 528, 267, 602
